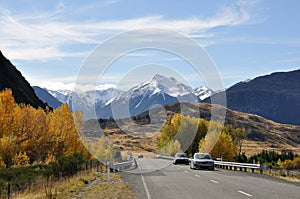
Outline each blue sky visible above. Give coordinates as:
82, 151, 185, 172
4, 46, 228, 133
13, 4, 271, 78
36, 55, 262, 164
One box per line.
0, 0, 300, 91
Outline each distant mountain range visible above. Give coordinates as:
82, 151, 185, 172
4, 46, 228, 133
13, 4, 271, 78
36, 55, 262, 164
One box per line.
1, 49, 299, 126
97, 74, 212, 119
0, 51, 47, 109
35, 74, 214, 120
33, 86, 62, 109
204, 69, 300, 125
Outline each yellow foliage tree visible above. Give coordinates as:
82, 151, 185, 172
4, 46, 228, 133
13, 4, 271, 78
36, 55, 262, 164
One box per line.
0, 89, 17, 137
48, 104, 81, 158
198, 130, 220, 153
0, 156, 6, 168
0, 89, 89, 167
106, 142, 115, 161
0, 135, 17, 167
92, 136, 107, 161
13, 152, 30, 167
166, 139, 182, 156
45, 152, 56, 164
279, 157, 300, 169
199, 131, 237, 161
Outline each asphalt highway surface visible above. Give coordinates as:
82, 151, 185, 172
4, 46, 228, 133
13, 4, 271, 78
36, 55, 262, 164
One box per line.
120, 158, 300, 199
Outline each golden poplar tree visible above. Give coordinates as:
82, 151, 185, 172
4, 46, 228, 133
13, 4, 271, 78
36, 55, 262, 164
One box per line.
48, 104, 81, 158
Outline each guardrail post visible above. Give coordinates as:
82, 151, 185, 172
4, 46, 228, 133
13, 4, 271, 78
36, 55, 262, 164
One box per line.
260, 164, 263, 174
251, 168, 255, 173
107, 161, 111, 182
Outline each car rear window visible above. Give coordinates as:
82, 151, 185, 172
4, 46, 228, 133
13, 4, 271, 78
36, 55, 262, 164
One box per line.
195, 154, 211, 159
176, 153, 187, 157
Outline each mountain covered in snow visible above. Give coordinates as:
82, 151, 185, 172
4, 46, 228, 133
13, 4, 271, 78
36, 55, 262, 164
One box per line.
193, 86, 214, 101
40, 74, 214, 119
97, 75, 211, 119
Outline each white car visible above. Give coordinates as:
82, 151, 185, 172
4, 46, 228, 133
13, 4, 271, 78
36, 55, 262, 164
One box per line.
190, 153, 214, 170
173, 153, 189, 165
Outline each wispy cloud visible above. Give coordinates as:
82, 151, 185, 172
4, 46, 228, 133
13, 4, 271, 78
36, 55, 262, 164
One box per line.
31, 79, 116, 92
0, 1, 259, 61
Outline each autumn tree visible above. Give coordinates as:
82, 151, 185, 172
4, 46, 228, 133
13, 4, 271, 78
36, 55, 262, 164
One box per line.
0, 135, 17, 167
0, 89, 90, 167
106, 142, 115, 161
199, 131, 237, 161
223, 125, 246, 154
166, 139, 182, 156
157, 115, 206, 156
92, 136, 107, 160
157, 115, 181, 150
13, 152, 30, 167
0, 89, 17, 137
48, 104, 81, 158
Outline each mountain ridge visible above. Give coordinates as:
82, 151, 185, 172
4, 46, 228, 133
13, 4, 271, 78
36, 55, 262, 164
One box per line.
0, 51, 48, 109
42, 75, 213, 119
93, 101, 300, 156
204, 69, 300, 125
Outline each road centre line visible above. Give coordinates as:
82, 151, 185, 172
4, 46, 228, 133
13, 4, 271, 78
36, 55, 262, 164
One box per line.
210, 180, 219, 184
136, 161, 152, 199
238, 190, 253, 197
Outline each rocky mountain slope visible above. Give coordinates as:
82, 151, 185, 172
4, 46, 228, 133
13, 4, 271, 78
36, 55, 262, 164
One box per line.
0, 51, 47, 109
204, 69, 300, 125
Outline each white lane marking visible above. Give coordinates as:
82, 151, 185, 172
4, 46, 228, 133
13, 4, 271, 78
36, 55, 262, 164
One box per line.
184, 170, 189, 173
195, 174, 200, 177
210, 180, 219, 184
238, 190, 252, 197
141, 174, 152, 199
136, 160, 152, 199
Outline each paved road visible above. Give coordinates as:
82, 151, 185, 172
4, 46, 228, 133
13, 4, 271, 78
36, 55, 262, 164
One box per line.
121, 158, 300, 199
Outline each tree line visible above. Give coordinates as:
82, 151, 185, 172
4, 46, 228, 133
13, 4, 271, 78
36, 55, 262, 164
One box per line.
0, 89, 89, 168
157, 114, 300, 169
157, 114, 245, 161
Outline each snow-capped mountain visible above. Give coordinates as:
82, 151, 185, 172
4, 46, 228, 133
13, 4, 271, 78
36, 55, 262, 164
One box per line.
45, 88, 123, 119
47, 89, 74, 104
42, 74, 214, 119
193, 86, 214, 101
98, 75, 202, 119
47, 88, 123, 107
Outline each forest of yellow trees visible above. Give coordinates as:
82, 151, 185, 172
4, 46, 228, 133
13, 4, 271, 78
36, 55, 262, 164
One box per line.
0, 89, 88, 168
157, 114, 246, 161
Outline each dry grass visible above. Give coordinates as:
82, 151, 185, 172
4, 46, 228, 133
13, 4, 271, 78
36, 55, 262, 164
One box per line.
265, 169, 300, 183
101, 102, 300, 157
14, 168, 135, 199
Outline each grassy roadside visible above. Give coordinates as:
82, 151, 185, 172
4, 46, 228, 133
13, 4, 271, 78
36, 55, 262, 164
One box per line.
14, 168, 136, 199
264, 170, 300, 183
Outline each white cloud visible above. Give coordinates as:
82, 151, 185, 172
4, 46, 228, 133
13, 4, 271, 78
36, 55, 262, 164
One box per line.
0, 1, 259, 61
31, 79, 116, 92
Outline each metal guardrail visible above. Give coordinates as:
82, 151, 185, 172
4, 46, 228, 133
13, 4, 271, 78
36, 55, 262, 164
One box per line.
214, 160, 262, 174
156, 155, 263, 174
156, 155, 174, 160
111, 158, 136, 172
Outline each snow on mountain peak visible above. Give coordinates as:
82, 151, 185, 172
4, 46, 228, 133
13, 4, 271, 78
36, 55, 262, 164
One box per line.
193, 86, 214, 100
148, 74, 193, 97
